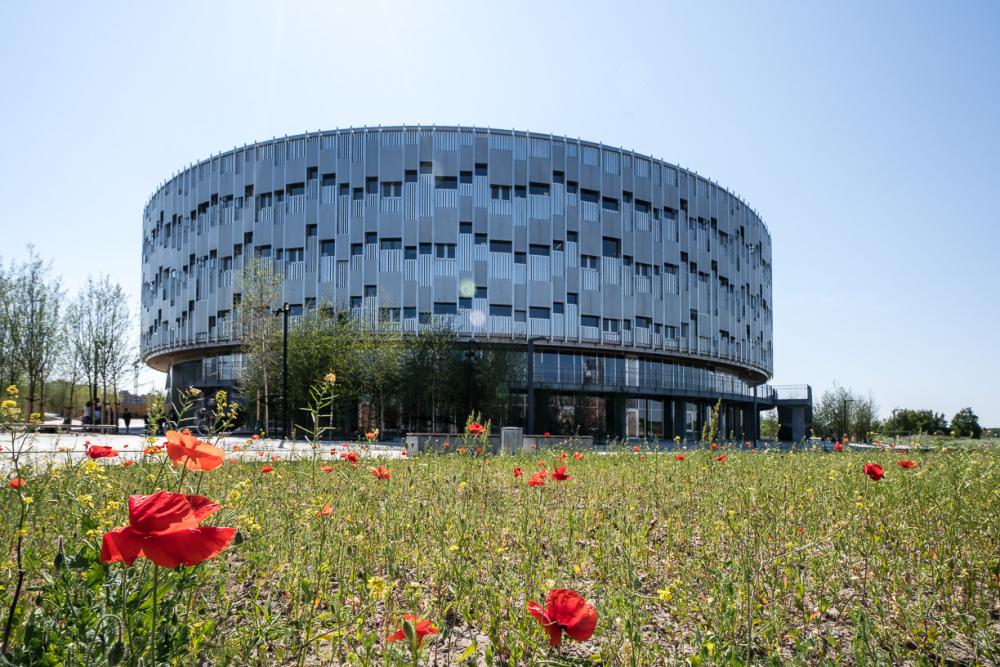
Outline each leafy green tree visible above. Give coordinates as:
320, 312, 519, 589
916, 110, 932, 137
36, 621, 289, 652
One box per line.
883, 409, 948, 436
812, 384, 879, 442
760, 409, 779, 440
950, 408, 982, 438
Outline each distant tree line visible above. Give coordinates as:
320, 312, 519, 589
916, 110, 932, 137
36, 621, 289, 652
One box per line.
0, 247, 133, 423
811, 383, 983, 440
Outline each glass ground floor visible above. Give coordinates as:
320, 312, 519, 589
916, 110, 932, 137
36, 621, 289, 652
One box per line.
523, 392, 761, 443
161, 348, 769, 441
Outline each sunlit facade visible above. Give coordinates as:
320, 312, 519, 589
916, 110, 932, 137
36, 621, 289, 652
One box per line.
141, 126, 774, 439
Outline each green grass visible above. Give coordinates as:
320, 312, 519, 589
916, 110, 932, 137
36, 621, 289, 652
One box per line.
2, 443, 999, 665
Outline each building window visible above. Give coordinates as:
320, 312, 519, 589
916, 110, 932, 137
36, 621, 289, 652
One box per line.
475, 286, 487, 298
489, 304, 512, 316
529, 182, 550, 195
529, 307, 550, 319
489, 240, 512, 252
602, 196, 619, 212
433, 302, 457, 314
490, 184, 512, 200
382, 181, 402, 197
567, 292, 578, 305
460, 170, 473, 184
321, 240, 336, 256
435, 243, 456, 259
364, 285, 377, 297
602, 237, 621, 258
581, 315, 599, 328
514, 309, 526, 322
529, 244, 550, 256
553, 302, 564, 314
435, 176, 458, 190
405, 170, 417, 183
366, 177, 378, 194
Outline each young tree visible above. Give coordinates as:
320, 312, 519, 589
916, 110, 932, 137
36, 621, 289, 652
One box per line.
356, 314, 404, 433
812, 384, 880, 442
65, 277, 132, 426
950, 408, 982, 438
13, 248, 64, 417
0, 259, 24, 390
234, 257, 283, 432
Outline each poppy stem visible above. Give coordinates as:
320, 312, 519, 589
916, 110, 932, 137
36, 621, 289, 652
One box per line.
149, 565, 160, 664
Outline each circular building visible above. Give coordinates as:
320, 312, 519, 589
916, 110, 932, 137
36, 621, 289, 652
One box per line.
141, 126, 774, 440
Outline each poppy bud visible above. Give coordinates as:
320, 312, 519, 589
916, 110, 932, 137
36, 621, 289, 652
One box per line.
403, 617, 418, 651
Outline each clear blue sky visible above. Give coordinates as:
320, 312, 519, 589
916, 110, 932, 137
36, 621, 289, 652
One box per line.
1, 1, 997, 425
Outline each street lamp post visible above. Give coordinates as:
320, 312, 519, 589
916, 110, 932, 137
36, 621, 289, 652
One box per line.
842, 397, 855, 442
274, 303, 290, 445
525, 336, 545, 435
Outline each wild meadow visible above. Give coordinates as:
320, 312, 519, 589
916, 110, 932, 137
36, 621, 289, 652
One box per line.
2, 387, 999, 666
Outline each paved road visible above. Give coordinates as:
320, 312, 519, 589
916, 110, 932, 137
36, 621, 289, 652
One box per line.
0, 431, 403, 471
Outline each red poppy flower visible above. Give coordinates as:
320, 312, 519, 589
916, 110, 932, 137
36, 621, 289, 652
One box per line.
513, 467, 523, 477
744, 441, 753, 447
386, 614, 439, 647
573, 452, 584, 460
372, 466, 391, 480
401, 448, 408, 457
467, 423, 484, 436
86, 445, 118, 459
528, 588, 597, 646
165, 430, 225, 471
710, 443, 718, 450
863, 463, 884, 481
9, 478, 26, 489
897, 460, 917, 469
321, 465, 333, 473
122, 460, 135, 467
716, 455, 727, 462
227, 457, 238, 463
457, 447, 467, 455
340, 451, 360, 466
833, 443, 844, 452
316, 504, 333, 518
632, 445, 640, 453
543, 431, 550, 438
261, 465, 273, 473
528, 473, 545, 487
270, 455, 279, 462
443, 443, 450, 450
100, 492, 236, 568
257, 451, 265, 457
251, 433, 261, 440
552, 465, 571, 481
675, 454, 684, 461
232, 444, 241, 452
